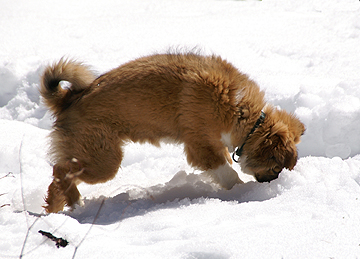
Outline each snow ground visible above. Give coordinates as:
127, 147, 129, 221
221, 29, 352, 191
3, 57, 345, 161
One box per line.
1, 0, 360, 258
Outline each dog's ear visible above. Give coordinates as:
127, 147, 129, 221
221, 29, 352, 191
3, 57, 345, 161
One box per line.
295, 121, 305, 144
290, 117, 305, 144
267, 121, 298, 170
269, 121, 289, 145
267, 121, 300, 170
283, 146, 297, 170
272, 113, 305, 145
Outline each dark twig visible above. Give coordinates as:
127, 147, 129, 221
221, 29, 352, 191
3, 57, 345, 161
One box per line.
38, 230, 69, 248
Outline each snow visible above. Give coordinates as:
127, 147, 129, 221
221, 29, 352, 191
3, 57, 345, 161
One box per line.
1, 0, 360, 258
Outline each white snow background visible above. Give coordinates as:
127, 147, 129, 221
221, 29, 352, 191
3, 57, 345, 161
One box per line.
1, 0, 360, 258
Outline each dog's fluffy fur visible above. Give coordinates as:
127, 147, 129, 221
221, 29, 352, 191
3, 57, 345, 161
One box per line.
40, 53, 305, 213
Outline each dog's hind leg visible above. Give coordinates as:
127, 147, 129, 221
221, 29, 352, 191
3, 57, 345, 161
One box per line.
45, 134, 124, 213
76, 138, 124, 185
44, 161, 82, 213
44, 179, 66, 213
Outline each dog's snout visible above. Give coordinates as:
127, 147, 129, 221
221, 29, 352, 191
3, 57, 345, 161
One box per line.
255, 169, 281, 183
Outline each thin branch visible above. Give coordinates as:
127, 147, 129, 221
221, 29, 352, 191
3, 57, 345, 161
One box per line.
72, 198, 106, 259
18, 136, 29, 259
0, 172, 14, 180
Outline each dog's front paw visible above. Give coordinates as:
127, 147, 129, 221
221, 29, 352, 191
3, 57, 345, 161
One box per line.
77, 196, 85, 207
205, 163, 243, 190
220, 175, 243, 190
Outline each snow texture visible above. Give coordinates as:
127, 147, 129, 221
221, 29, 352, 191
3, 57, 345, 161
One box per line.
1, 0, 360, 258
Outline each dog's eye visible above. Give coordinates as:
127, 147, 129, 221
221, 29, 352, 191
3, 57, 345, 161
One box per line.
272, 166, 282, 174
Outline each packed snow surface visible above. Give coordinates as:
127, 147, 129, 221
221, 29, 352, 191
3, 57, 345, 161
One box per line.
1, 0, 360, 258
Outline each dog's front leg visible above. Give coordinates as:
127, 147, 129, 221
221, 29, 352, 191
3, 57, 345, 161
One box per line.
184, 142, 243, 189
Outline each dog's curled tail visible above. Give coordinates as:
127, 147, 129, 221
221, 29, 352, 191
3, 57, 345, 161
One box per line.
40, 58, 96, 114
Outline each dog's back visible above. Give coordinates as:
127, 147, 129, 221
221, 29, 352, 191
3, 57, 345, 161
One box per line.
42, 54, 253, 146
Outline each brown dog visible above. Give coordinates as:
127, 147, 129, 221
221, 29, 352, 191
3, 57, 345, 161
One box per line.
40, 53, 305, 213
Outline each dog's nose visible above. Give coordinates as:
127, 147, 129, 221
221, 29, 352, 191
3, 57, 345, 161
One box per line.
255, 171, 280, 183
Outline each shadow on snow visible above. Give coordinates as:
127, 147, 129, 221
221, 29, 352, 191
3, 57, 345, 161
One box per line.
66, 170, 284, 225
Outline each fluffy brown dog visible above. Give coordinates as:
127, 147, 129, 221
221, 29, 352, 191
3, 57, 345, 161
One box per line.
40, 53, 305, 213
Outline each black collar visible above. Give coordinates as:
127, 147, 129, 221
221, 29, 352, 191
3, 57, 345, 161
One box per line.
232, 111, 266, 162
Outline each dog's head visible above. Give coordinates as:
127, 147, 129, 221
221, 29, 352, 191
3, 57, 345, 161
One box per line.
239, 107, 305, 182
